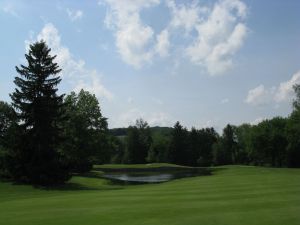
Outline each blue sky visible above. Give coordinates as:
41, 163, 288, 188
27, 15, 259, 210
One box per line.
0, 0, 299, 131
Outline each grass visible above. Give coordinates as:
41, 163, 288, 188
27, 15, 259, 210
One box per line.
0, 165, 299, 225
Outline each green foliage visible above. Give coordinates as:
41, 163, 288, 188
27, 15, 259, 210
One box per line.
62, 90, 109, 172
235, 124, 252, 164
0, 101, 18, 178
213, 124, 237, 165
168, 121, 189, 165
195, 128, 218, 166
147, 133, 170, 163
109, 136, 126, 164
8, 41, 71, 185
249, 118, 288, 166
124, 119, 152, 164
285, 84, 300, 167
0, 101, 16, 139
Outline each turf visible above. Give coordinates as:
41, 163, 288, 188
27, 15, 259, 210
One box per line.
0, 165, 299, 225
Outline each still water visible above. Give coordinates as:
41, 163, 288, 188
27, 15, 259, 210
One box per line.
102, 170, 209, 184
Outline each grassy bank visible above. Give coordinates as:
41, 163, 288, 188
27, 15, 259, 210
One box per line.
0, 165, 299, 225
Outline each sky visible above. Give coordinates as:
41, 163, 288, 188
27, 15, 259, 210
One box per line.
0, 0, 299, 131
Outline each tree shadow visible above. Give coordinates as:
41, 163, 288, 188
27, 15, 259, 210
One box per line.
36, 182, 100, 191
36, 171, 124, 191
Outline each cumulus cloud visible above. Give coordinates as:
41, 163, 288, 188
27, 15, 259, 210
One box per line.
73, 72, 113, 100
103, 0, 162, 68
275, 71, 300, 102
245, 85, 274, 106
185, 0, 248, 75
66, 8, 83, 21
245, 70, 300, 106
100, 0, 248, 75
155, 29, 170, 57
167, 0, 203, 33
25, 23, 113, 100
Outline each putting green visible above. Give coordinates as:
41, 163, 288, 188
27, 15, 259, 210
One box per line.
0, 165, 299, 225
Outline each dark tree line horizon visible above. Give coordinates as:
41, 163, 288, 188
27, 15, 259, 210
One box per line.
0, 40, 300, 186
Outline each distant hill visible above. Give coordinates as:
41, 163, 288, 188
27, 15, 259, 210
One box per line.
109, 126, 173, 137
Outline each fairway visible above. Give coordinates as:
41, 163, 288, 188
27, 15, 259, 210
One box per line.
0, 165, 299, 225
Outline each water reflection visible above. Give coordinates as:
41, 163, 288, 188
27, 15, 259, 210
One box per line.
102, 170, 209, 184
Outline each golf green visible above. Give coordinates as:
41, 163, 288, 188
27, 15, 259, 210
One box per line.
0, 165, 299, 225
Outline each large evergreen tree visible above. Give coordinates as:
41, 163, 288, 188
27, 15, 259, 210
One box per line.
9, 41, 71, 185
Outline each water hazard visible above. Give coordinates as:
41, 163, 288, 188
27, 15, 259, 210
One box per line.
100, 168, 211, 184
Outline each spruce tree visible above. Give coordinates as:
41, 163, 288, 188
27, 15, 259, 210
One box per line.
9, 41, 71, 185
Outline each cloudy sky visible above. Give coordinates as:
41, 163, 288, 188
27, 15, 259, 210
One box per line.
0, 0, 299, 131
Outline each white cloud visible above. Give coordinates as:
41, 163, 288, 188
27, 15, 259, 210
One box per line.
100, 0, 248, 74
25, 23, 113, 100
275, 71, 300, 102
155, 29, 170, 57
185, 0, 248, 75
103, 0, 160, 68
66, 8, 83, 21
245, 85, 274, 106
245, 70, 300, 106
167, 0, 203, 33
73, 72, 113, 100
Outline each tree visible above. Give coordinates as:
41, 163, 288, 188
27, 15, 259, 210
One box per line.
168, 121, 189, 165
235, 124, 252, 164
213, 124, 237, 165
0, 101, 17, 142
124, 119, 152, 164
196, 128, 218, 166
0, 101, 18, 177
248, 118, 288, 167
268, 117, 288, 167
249, 121, 271, 166
223, 124, 238, 164
286, 84, 300, 167
62, 90, 108, 172
9, 41, 70, 185
147, 133, 169, 163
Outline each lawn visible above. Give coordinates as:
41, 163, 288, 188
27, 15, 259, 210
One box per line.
0, 165, 299, 225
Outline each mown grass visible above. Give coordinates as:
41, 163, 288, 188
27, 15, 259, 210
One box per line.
0, 165, 299, 225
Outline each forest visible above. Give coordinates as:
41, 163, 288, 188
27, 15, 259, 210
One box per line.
0, 41, 300, 186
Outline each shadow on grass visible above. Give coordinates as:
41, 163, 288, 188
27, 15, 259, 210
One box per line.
1, 171, 124, 191
37, 182, 100, 191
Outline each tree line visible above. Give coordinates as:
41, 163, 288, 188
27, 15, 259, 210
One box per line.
0, 41, 299, 186
111, 110, 300, 169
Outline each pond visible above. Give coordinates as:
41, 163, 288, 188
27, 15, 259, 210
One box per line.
101, 168, 210, 184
